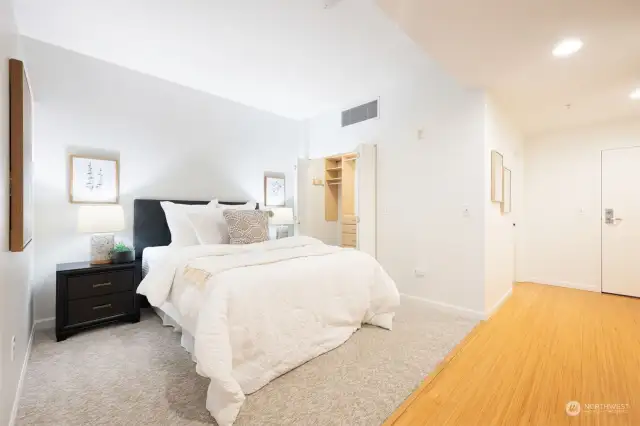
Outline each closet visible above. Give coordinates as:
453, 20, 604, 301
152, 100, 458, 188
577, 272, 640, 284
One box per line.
297, 144, 377, 257
324, 152, 357, 247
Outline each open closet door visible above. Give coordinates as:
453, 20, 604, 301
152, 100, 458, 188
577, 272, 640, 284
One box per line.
294, 158, 308, 238
296, 157, 339, 245
356, 144, 377, 258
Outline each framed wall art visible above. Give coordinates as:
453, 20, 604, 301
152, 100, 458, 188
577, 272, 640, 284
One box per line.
9, 59, 34, 252
502, 167, 512, 214
69, 155, 119, 204
264, 174, 286, 207
491, 150, 504, 203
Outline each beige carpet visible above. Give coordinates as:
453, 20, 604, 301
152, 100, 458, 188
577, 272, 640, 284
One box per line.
17, 296, 476, 425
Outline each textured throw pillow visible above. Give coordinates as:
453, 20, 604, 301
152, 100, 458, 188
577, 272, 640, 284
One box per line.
223, 210, 269, 245
160, 200, 217, 247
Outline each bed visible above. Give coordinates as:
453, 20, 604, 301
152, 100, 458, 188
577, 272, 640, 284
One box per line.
135, 199, 254, 352
133, 198, 400, 426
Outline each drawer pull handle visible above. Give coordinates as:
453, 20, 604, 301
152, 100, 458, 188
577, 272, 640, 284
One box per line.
93, 282, 112, 288
93, 304, 112, 310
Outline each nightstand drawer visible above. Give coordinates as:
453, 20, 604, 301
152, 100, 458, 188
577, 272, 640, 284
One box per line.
67, 270, 134, 300
68, 292, 134, 326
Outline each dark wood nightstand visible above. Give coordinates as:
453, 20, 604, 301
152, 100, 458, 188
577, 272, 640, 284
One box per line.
56, 261, 141, 342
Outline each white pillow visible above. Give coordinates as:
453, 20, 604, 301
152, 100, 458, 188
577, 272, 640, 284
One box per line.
188, 201, 256, 245
160, 200, 218, 247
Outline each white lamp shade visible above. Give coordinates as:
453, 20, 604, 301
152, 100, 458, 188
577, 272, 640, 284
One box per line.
77, 205, 125, 233
270, 207, 294, 225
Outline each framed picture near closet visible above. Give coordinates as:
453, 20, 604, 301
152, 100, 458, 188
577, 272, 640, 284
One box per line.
490, 150, 504, 203
9, 59, 34, 252
69, 156, 119, 204
264, 174, 285, 207
502, 167, 512, 214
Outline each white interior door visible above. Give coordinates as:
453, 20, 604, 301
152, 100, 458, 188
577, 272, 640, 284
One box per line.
602, 147, 640, 297
294, 158, 308, 237
356, 144, 377, 258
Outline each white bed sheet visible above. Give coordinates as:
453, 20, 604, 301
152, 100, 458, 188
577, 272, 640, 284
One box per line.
143, 246, 198, 353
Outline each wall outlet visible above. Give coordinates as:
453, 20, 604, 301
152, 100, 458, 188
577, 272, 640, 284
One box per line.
11, 336, 16, 362
414, 268, 426, 278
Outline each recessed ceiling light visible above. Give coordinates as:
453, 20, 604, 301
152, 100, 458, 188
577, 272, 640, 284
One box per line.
552, 38, 583, 57
631, 88, 640, 100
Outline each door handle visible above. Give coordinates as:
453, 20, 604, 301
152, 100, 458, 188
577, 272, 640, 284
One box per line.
604, 209, 622, 225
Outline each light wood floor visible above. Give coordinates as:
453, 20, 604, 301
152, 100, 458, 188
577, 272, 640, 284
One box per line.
384, 283, 640, 426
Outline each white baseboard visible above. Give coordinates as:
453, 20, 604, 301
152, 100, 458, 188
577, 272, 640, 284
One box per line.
34, 317, 55, 330
400, 293, 485, 320
523, 279, 599, 293
9, 321, 36, 426
486, 288, 513, 318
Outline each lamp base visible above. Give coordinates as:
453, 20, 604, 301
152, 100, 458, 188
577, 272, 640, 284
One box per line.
90, 233, 114, 265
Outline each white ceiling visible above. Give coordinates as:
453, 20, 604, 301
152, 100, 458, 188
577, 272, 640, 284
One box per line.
378, 0, 640, 135
14, 0, 434, 120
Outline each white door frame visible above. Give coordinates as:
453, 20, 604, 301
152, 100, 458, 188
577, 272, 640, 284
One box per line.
600, 145, 640, 294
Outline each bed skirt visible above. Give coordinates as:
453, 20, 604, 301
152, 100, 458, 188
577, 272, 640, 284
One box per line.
153, 305, 196, 359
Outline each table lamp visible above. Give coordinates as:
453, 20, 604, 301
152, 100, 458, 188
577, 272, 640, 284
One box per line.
270, 207, 294, 239
77, 205, 125, 264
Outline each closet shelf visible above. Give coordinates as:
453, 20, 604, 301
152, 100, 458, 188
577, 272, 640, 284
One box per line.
342, 153, 358, 160
326, 166, 342, 171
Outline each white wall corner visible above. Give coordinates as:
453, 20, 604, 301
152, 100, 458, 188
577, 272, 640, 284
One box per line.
34, 317, 55, 330
485, 287, 512, 319
8, 321, 36, 426
401, 293, 486, 321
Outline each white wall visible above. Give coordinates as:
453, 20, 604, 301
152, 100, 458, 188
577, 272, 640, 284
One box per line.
24, 38, 306, 321
307, 68, 487, 314
14, 0, 448, 121
484, 98, 523, 313
0, 2, 33, 424
521, 118, 640, 291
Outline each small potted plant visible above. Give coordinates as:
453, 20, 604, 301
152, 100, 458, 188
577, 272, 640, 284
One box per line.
110, 242, 135, 264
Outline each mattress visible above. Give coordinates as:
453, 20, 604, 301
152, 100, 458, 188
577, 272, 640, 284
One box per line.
142, 245, 172, 277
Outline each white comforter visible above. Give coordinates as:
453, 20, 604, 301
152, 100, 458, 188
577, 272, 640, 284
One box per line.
137, 236, 399, 426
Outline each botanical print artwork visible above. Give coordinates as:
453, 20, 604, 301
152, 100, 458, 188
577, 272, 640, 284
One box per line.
70, 156, 118, 203
265, 176, 285, 206
85, 161, 103, 190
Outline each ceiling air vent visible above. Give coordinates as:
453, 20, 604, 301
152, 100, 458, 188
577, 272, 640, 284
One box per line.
341, 99, 378, 127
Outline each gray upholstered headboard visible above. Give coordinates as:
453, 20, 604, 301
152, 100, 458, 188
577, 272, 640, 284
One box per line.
133, 199, 257, 259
